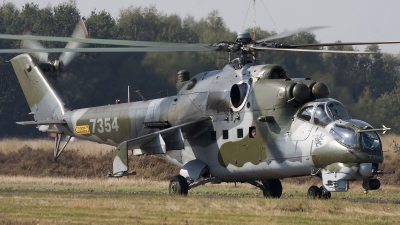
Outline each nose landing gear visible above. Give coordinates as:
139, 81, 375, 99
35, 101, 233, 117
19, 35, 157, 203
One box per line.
320, 185, 331, 199
307, 185, 331, 199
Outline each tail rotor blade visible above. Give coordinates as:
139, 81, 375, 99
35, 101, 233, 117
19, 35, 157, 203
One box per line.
59, 18, 89, 66
21, 30, 48, 62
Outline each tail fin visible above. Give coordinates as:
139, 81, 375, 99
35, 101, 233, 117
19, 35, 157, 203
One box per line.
10, 54, 70, 121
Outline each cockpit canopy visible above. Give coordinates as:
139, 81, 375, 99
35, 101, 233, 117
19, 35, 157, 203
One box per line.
296, 100, 351, 127
296, 99, 381, 151
329, 123, 381, 151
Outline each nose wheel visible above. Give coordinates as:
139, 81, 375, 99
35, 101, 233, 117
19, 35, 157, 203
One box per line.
320, 185, 331, 199
307, 185, 321, 199
307, 185, 331, 199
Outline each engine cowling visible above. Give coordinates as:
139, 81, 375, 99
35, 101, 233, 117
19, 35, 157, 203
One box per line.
285, 79, 330, 106
230, 83, 248, 108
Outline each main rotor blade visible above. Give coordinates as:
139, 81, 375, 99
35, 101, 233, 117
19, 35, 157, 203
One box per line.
287, 41, 400, 48
20, 30, 48, 62
1, 46, 371, 54
59, 19, 89, 66
0, 33, 208, 47
250, 46, 376, 54
0, 46, 218, 54
257, 26, 329, 42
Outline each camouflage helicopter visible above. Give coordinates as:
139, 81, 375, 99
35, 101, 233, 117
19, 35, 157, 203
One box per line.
0, 19, 398, 199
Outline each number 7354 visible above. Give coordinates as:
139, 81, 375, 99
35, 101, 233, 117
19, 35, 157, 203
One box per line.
89, 117, 119, 133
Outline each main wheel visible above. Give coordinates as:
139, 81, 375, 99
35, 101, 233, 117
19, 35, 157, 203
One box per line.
169, 175, 189, 196
307, 185, 321, 199
320, 186, 331, 199
262, 179, 282, 198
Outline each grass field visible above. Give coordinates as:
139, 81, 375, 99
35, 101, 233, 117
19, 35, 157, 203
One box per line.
1, 176, 400, 225
1, 136, 400, 224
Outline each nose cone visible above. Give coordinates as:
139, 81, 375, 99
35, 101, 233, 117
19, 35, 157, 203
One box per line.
312, 138, 351, 168
312, 120, 384, 169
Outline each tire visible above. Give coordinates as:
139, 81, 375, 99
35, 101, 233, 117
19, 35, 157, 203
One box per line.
307, 185, 321, 199
320, 186, 331, 199
262, 179, 282, 198
169, 175, 189, 196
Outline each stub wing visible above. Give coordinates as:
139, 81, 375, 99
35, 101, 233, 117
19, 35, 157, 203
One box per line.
127, 116, 212, 155
111, 116, 212, 176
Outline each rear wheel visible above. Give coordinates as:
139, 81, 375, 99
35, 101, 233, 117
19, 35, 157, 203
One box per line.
169, 175, 189, 196
262, 179, 282, 198
307, 185, 321, 199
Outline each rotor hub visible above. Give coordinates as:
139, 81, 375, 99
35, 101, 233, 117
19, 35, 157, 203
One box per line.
236, 31, 252, 44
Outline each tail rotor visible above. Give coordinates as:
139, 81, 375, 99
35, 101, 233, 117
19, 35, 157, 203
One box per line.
21, 18, 88, 80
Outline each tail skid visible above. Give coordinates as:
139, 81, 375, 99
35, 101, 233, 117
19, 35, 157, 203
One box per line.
54, 133, 72, 162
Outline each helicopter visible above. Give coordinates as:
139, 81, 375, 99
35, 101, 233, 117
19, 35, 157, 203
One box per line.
0, 19, 398, 199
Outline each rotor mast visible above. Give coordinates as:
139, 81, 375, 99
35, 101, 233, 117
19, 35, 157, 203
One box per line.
252, 0, 256, 41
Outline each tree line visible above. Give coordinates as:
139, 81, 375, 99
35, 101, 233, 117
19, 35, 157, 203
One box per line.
1, 1, 400, 138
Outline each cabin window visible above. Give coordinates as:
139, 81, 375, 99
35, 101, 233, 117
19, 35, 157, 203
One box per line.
223, 130, 229, 139
327, 101, 351, 120
313, 104, 332, 127
210, 131, 216, 141
297, 106, 314, 121
249, 126, 256, 138
237, 129, 243, 138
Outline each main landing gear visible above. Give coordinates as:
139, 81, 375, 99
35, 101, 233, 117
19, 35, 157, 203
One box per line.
168, 175, 283, 198
307, 185, 331, 199
169, 175, 189, 195
248, 179, 283, 198
168, 174, 215, 196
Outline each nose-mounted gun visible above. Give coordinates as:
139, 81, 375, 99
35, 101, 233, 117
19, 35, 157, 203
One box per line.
313, 118, 394, 193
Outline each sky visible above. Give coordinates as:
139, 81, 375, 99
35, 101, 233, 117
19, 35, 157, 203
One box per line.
8, 0, 400, 54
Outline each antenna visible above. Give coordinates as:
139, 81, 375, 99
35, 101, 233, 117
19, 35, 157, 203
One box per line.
135, 90, 147, 101
128, 85, 130, 103
252, 0, 256, 41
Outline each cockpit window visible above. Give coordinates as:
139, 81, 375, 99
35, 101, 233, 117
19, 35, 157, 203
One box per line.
297, 106, 313, 121
327, 102, 351, 120
313, 104, 332, 127
329, 124, 358, 148
361, 132, 381, 151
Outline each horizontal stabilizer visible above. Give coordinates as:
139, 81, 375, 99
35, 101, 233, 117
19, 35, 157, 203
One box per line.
16, 120, 67, 126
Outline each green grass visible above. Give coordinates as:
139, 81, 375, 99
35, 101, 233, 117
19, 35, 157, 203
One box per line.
1, 176, 400, 225
1, 176, 400, 199
1, 190, 400, 225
